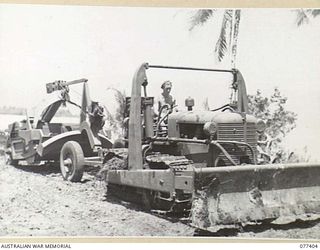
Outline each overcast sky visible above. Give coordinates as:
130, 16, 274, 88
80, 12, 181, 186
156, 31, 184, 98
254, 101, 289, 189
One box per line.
0, 4, 319, 159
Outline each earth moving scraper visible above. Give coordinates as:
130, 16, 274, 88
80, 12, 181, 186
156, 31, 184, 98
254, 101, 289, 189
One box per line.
102, 63, 320, 232
6, 78, 112, 181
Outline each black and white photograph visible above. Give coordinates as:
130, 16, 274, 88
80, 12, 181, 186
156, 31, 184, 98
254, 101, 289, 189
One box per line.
0, 3, 320, 240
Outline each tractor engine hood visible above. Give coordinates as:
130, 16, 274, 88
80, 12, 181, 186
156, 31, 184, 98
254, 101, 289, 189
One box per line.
168, 110, 257, 125
167, 110, 257, 139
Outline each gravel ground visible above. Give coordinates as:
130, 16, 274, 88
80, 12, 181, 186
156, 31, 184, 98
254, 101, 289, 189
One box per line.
1, 156, 320, 239
0, 157, 193, 237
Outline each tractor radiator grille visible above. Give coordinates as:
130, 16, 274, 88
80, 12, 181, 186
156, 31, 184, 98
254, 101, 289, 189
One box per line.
217, 122, 257, 165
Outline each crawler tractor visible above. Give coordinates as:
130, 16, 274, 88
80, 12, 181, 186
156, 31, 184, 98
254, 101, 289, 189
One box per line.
103, 63, 320, 231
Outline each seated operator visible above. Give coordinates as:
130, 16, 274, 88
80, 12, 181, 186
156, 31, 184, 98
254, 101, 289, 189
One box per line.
156, 80, 176, 118
154, 80, 176, 131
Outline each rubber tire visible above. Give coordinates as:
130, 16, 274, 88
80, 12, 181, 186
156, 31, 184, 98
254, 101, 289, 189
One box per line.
60, 141, 84, 182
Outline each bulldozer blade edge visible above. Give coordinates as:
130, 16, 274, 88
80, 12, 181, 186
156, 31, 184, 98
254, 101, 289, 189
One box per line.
191, 162, 320, 230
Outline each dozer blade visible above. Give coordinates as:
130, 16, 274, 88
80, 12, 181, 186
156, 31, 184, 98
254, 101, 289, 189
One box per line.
191, 162, 320, 231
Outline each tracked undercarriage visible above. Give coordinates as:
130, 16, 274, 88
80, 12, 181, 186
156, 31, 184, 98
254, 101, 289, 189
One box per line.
102, 151, 193, 214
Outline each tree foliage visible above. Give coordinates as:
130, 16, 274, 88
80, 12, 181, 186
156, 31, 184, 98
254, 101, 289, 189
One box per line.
248, 88, 297, 138
104, 88, 126, 137
248, 88, 297, 163
189, 9, 216, 31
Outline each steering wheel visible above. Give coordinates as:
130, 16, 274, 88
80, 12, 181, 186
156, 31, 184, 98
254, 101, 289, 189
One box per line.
157, 104, 172, 123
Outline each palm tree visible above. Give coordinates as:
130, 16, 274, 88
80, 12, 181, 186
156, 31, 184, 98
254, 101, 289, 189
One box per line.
189, 9, 320, 66
189, 9, 241, 67
295, 9, 320, 26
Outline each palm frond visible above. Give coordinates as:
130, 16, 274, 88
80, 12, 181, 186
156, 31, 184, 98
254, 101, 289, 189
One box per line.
295, 9, 310, 26
311, 9, 320, 17
295, 9, 320, 26
189, 9, 216, 31
214, 10, 233, 62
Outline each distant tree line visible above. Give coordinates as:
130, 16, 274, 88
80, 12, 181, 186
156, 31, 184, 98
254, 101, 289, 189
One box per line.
0, 106, 25, 115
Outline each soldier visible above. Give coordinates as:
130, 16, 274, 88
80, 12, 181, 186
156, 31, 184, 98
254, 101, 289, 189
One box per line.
156, 80, 176, 114
155, 80, 176, 128
88, 101, 105, 134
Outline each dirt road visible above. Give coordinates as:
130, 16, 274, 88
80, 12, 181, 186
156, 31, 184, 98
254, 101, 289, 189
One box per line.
1, 156, 320, 239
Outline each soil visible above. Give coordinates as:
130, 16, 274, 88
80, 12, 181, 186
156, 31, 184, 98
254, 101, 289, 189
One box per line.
1, 155, 320, 239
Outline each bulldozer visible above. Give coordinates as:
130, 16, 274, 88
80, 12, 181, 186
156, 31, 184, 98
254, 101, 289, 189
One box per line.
102, 63, 320, 232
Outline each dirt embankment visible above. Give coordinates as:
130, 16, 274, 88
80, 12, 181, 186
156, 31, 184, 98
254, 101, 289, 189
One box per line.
1, 156, 320, 239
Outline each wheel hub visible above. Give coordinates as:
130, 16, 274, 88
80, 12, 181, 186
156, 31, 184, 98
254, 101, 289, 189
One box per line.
63, 158, 72, 173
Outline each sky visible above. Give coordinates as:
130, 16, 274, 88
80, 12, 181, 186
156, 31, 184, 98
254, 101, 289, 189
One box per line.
0, 4, 319, 159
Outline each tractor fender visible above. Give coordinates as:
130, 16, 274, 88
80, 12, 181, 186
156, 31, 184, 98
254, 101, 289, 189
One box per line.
36, 131, 82, 159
